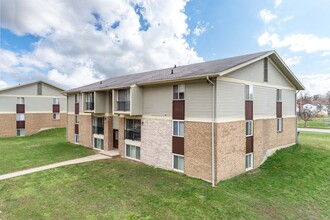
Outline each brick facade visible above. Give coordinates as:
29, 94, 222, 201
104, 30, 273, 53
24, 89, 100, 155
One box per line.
67, 114, 75, 144
104, 116, 113, 151
0, 114, 16, 137
79, 114, 92, 147
118, 117, 125, 156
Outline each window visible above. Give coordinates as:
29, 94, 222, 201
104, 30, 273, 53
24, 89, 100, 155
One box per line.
264, 58, 268, 82
245, 85, 253, 100
117, 89, 130, 111
74, 134, 79, 144
53, 113, 60, 120
173, 84, 185, 100
17, 129, 25, 137
37, 82, 42, 95
75, 115, 79, 124
94, 138, 104, 150
126, 144, 140, 160
17, 97, 24, 104
276, 89, 282, 102
93, 117, 104, 134
173, 155, 184, 171
16, 113, 25, 121
277, 118, 283, 132
75, 94, 80, 103
85, 92, 94, 111
53, 98, 60, 104
246, 153, 253, 170
246, 120, 253, 136
173, 120, 184, 137
125, 119, 141, 141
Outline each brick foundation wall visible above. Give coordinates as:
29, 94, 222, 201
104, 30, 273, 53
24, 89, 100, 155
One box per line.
79, 114, 92, 148
254, 117, 296, 167
216, 120, 246, 182
104, 116, 113, 151
140, 118, 172, 170
24, 113, 66, 136
67, 114, 75, 144
185, 121, 213, 182
118, 117, 125, 156
0, 114, 16, 137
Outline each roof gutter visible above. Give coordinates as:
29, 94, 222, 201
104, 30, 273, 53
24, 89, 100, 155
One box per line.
206, 76, 216, 187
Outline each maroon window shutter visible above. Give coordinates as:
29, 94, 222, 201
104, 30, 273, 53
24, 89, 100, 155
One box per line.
16, 121, 25, 129
172, 100, 185, 120
75, 103, 79, 114
75, 124, 79, 134
16, 104, 25, 113
246, 136, 253, 153
53, 104, 60, 113
276, 102, 282, 118
172, 136, 184, 155
245, 101, 253, 120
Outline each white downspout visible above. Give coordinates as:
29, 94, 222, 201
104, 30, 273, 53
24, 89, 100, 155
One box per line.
206, 76, 215, 187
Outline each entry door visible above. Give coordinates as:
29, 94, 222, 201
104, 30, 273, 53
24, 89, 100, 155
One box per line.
113, 129, 118, 149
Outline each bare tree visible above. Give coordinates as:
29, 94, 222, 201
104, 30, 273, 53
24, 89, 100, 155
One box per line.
299, 104, 320, 127
326, 91, 330, 113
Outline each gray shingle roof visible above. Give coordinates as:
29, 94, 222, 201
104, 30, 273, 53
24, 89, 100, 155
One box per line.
65, 51, 273, 93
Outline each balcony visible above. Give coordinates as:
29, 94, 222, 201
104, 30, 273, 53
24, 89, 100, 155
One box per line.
93, 126, 104, 135
117, 101, 130, 112
125, 129, 141, 141
85, 102, 94, 111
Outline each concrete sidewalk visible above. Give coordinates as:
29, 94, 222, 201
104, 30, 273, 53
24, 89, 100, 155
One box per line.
298, 128, 330, 133
0, 154, 110, 181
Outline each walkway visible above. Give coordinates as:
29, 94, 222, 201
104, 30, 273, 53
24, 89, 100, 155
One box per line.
298, 128, 330, 134
0, 154, 111, 181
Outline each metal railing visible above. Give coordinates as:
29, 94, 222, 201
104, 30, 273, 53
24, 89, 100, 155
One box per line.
93, 126, 104, 135
125, 129, 141, 141
85, 102, 94, 111
117, 101, 130, 111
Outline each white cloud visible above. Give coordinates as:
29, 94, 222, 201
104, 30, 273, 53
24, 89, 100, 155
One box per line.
258, 31, 330, 54
259, 9, 277, 23
275, 0, 282, 8
0, 0, 203, 89
284, 56, 302, 66
299, 73, 330, 95
193, 21, 209, 36
0, 80, 9, 89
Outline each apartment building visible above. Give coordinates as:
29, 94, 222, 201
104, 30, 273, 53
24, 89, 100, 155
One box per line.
65, 51, 304, 185
0, 81, 67, 137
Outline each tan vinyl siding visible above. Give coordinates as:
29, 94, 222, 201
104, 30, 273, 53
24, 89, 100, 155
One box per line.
185, 81, 212, 119
42, 83, 64, 96
0, 84, 38, 95
226, 60, 264, 83
217, 80, 245, 121
143, 85, 172, 116
95, 91, 106, 114
25, 97, 67, 112
131, 86, 143, 115
282, 89, 296, 116
68, 94, 75, 113
0, 96, 16, 112
105, 91, 112, 114
268, 61, 293, 88
254, 86, 276, 118
113, 115, 119, 129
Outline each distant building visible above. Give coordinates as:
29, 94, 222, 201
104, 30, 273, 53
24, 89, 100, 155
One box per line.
0, 81, 67, 137
65, 51, 304, 185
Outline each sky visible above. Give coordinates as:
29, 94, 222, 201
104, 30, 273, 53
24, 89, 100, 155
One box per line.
0, 0, 330, 95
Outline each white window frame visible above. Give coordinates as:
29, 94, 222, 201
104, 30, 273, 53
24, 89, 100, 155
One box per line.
125, 144, 141, 161
93, 137, 104, 150
75, 94, 80, 103
245, 153, 253, 171
75, 114, 79, 124
173, 154, 184, 172
245, 85, 253, 100
74, 134, 79, 144
246, 120, 253, 137
173, 84, 185, 100
16, 113, 25, 121
172, 120, 184, 137
17, 128, 25, 137
53, 113, 60, 120
17, 97, 24, 104
53, 98, 60, 105
277, 118, 283, 132
276, 89, 282, 102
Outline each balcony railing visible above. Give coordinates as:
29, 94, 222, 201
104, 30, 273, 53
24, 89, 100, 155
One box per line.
117, 101, 130, 111
85, 102, 94, 111
93, 126, 104, 135
125, 129, 141, 141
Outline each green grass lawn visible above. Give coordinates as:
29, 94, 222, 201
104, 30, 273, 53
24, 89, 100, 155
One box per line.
298, 116, 330, 129
0, 132, 329, 219
0, 128, 94, 175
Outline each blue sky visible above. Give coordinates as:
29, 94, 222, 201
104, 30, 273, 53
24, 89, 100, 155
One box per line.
1, 0, 330, 94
